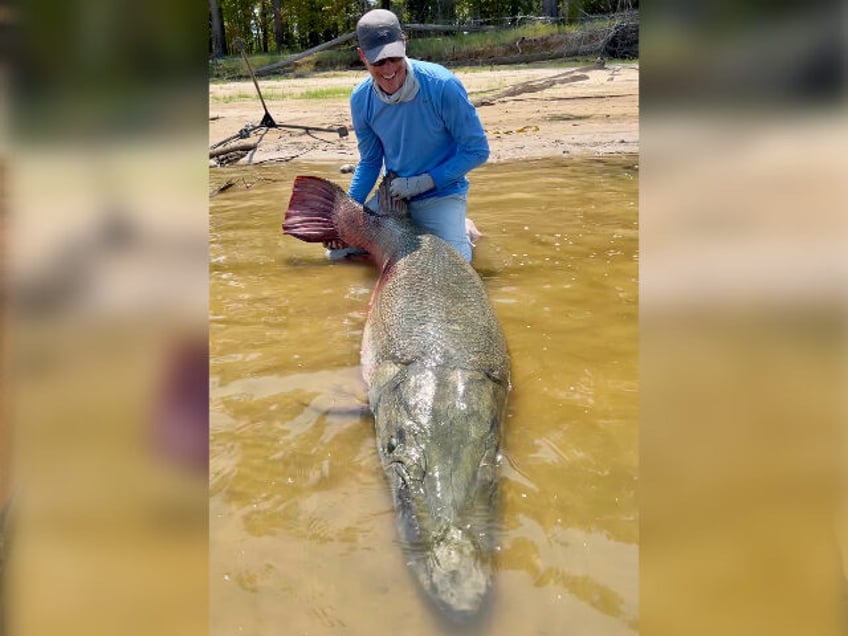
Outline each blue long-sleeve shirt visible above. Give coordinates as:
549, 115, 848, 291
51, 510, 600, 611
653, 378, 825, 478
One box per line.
348, 59, 490, 204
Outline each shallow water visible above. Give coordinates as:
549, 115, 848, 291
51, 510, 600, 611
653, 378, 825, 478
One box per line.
209, 156, 639, 635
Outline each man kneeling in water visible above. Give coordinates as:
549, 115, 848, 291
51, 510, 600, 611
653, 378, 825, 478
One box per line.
325, 8, 489, 263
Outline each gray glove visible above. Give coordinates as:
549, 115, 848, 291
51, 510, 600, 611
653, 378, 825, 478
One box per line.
389, 173, 435, 199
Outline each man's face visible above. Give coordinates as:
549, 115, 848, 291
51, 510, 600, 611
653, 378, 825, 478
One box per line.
358, 49, 407, 96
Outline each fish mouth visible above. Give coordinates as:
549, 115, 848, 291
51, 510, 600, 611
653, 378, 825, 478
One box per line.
372, 364, 507, 621
389, 462, 495, 621
419, 525, 491, 622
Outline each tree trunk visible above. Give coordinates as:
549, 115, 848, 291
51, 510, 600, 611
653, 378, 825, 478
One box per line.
218, 5, 228, 54
543, 0, 559, 18
259, 0, 269, 53
272, 0, 284, 53
209, 0, 227, 58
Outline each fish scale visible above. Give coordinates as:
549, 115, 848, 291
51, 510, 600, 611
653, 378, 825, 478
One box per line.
366, 243, 506, 379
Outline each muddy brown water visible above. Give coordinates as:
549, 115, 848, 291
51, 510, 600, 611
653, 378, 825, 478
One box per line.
209, 157, 638, 635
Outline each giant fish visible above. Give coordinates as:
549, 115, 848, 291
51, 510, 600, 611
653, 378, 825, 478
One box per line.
282, 175, 510, 621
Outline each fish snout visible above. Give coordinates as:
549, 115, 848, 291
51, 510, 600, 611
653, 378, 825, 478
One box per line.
427, 526, 491, 621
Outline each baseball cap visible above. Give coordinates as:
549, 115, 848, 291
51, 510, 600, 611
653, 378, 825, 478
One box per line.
356, 9, 406, 64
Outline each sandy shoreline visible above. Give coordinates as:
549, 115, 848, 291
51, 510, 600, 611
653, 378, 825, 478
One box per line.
209, 62, 638, 166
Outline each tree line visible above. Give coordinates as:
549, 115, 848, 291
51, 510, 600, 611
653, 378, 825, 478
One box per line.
209, 0, 638, 57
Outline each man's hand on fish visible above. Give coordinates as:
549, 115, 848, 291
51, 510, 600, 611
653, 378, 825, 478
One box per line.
389, 173, 435, 199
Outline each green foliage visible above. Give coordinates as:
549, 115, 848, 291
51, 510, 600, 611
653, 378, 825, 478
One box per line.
209, 86, 352, 101
454, 0, 538, 22
406, 20, 575, 61
209, 91, 258, 102
296, 87, 354, 100
209, 17, 632, 80
215, 0, 363, 55
209, 1, 637, 73
211, 0, 638, 58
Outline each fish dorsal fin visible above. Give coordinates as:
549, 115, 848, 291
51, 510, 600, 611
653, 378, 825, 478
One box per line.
376, 172, 409, 219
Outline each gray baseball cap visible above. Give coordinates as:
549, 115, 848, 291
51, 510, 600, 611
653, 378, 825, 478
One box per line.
356, 9, 406, 64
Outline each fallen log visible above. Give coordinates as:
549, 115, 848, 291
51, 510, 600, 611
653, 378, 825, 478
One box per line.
209, 140, 258, 159
403, 23, 497, 32
255, 32, 356, 76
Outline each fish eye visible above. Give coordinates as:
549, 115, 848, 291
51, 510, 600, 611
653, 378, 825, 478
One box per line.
387, 436, 398, 454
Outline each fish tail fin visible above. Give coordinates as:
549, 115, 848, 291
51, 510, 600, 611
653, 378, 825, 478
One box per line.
282, 176, 347, 243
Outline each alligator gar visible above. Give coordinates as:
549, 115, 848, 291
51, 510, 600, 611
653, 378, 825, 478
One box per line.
282, 175, 510, 621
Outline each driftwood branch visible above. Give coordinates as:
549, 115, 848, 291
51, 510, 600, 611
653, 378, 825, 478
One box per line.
470, 62, 602, 107
210, 176, 284, 197
210, 179, 236, 197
